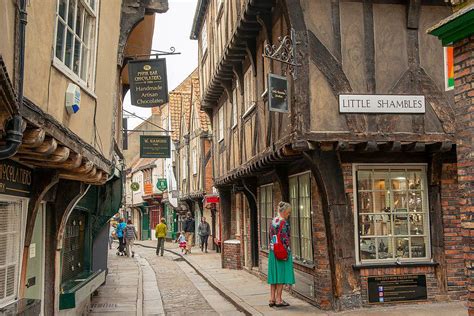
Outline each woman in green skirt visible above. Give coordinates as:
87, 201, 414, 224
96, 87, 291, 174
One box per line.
268, 201, 295, 308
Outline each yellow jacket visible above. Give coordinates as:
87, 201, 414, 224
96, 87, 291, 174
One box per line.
155, 222, 167, 238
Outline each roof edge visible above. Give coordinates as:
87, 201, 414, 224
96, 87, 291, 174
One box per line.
190, 0, 209, 40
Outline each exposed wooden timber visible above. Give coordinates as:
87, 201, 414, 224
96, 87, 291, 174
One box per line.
22, 128, 46, 148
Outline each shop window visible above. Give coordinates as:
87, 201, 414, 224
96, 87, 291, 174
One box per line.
289, 173, 313, 264
259, 185, 273, 250
61, 210, 86, 284
0, 200, 25, 307
54, 0, 98, 85
355, 165, 430, 263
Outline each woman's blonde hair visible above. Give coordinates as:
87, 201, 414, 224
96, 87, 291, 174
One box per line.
278, 201, 291, 213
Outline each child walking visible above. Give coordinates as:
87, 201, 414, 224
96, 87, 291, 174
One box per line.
177, 231, 187, 254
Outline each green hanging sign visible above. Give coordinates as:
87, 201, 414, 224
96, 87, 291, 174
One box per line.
130, 182, 140, 192
156, 178, 167, 192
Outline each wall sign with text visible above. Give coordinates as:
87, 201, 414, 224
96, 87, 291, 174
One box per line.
368, 275, 427, 304
0, 160, 32, 197
140, 135, 171, 158
128, 59, 168, 108
268, 73, 289, 113
339, 95, 425, 114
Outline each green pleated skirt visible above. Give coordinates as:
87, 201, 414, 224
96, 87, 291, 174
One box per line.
267, 249, 295, 285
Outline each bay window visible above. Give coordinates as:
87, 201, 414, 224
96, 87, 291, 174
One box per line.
259, 185, 273, 250
355, 165, 430, 263
289, 173, 313, 264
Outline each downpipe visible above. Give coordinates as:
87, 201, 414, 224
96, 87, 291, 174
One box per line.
0, 0, 27, 159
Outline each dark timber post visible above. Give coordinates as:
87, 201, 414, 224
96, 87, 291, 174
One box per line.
242, 178, 259, 267
303, 150, 361, 310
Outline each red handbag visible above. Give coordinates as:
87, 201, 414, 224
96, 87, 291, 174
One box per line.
273, 220, 288, 261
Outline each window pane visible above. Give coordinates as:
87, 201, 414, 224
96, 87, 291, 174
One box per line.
67, 0, 76, 28
73, 38, 81, 75
395, 237, 410, 258
411, 237, 426, 258
408, 191, 423, 212
373, 191, 388, 213
359, 215, 374, 236
373, 171, 387, 190
360, 238, 376, 260
374, 214, 391, 236
289, 178, 299, 257
358, 191, 373, 213
410, 213, 424, 235
58, 0, 67, 20
65, 30, 74, 68
299, 174, 312, 262
392, 191, 407, 211
407, 170, 423, 190
377, 237, 393, 259
357, 171, 372, 190
393, 214, 408, 235
75, 7, 83, 37
391, 170, 407, 190
56, 21, 66, 60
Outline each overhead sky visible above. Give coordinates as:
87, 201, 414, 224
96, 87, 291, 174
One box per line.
123, 0, 198, 129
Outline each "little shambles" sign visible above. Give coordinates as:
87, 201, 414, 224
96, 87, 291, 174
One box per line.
339, 94, 425, 114
128, 59, 168, 108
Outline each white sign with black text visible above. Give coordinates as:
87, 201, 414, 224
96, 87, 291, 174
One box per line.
339, 94, 425, 114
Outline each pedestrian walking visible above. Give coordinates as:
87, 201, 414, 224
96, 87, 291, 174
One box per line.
198, 217, 211, 253
177, 231, 187, 254
268, 202, 295, 308
116, 218, 127, 256
125, 219, 138, 257
155, 218, 167, 256
183, 212, 195, 254
109, 224, 116, 250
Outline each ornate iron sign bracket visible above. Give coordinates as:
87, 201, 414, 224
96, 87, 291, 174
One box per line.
263, 29, 301, 79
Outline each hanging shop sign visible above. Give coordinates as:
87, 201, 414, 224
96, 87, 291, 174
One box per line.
444, 47, 454, 91
339, 94, 425, 114
268, 73, 289, 113
140, 135, 171, 158
368, 275, 427, 304
0, 160, 32, 197
128, 59, 168, 107
144, 183, 153, 195
156, 178, 167, 192
130, 182, 140, 192
205, 195, 220, 204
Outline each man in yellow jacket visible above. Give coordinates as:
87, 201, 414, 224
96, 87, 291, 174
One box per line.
155, 218, 167, 256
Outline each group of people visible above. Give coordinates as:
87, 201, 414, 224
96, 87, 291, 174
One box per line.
109, 218, 138, 257
176, 212, 211, 255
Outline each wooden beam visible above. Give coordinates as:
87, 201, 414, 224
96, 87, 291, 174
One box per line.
403, 142, 426, 152
427, 141, 453, 153
355, 141, 378, 152
379, 141, 402, 152
21, 128, 45, 148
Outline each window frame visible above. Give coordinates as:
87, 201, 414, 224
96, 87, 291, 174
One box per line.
53, 0, 99, 93
200, 17, 208, 58
182, 152, 187, 180
217, 106, 224, 142
232, 87, 238, 129
353, 163, 432, 264
243, 67, 255, 111
259, 184, 273, 250
0, 196, 27, 308
289, 171, 314, 264
192, 148, 197, 175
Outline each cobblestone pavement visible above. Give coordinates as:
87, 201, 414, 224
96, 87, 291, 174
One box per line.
88, 243, 243, 315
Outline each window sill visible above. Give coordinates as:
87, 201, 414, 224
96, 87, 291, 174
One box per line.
293, 259, 315, 269
52, 59, 97, 99
353, 261, 438, 270
242, 102, 256, 119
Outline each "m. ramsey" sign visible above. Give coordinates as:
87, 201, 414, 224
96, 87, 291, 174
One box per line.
339, 95, 425, 114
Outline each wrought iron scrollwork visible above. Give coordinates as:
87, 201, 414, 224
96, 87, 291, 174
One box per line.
262, 28, 301, 79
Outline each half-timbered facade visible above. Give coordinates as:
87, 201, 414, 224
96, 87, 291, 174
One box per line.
173, 70, 219, 248
192, 0, 467, 310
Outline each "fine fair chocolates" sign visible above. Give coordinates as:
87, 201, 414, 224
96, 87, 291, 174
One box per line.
0, 160, 32, 197
128, 59, 169, 108
339, 94, 425, 114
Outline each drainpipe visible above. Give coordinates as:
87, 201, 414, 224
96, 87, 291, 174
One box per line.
0, 0, 27, 159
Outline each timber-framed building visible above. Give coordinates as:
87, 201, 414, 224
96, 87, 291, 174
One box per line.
191, 0, 467, 310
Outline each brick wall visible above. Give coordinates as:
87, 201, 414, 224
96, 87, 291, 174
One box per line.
222, 240, 242, 269
441, 163, 467, 299
453, 35, 474, 315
